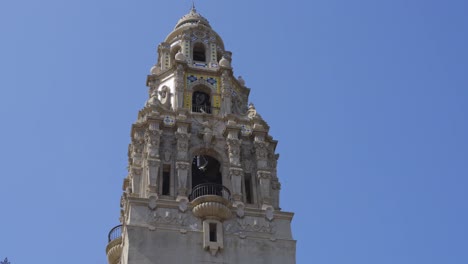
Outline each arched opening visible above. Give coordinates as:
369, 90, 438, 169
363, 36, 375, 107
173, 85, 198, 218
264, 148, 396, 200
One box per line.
192, 90, 211, 113
191, 155, 222, 188
193, 43, 206, 62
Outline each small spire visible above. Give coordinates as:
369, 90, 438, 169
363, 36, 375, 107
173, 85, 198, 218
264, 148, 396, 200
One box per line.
191, 1, 196, 13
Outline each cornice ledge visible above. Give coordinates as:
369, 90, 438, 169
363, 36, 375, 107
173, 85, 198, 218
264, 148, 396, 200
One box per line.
239, 208, 294, 221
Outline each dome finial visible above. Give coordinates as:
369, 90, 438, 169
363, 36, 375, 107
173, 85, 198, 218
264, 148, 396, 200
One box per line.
191, 1, 196, 13
174, 2, 210, 29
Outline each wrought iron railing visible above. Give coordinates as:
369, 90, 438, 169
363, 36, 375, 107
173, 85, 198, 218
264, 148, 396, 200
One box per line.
189, 183, 231, 201
192, 105, 212, 114
108, 224, 122, 242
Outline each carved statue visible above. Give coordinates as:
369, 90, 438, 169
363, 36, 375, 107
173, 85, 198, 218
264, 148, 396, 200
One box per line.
247, 103, 257, 119
232, 96, 243, 115
159, 86, 172, 109
193, 117, 220, 146
146, 89, 161, 107
201, 121, 213, 145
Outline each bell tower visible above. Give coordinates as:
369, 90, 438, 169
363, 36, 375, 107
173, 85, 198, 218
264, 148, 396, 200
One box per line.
106, 6, 296, 264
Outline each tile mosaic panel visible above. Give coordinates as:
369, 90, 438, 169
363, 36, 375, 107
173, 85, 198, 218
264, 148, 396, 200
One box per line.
212, 95, 221, 109
184, 92, 192, 109
186, 74, 220, 93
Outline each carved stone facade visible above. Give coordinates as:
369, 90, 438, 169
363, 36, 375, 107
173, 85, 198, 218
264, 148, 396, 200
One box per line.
109, 6, 295, 264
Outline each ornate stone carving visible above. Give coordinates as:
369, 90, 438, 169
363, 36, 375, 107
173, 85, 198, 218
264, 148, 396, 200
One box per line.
159, 85, 172, 109
130, 167, 143, 197
224, 217, 276, 235
192, 201, 232, 220
176, 162, 189, 170
200, 121, 214, 146
175, 132, 190, 160
234, 202, 245, 218
178, 197, 189, 212
241, 145, 254, 171
161, 137, 174, 163
131, 140, 144, 167
271, 180, 281, 190
220, 71, 232, 115
227, 138, 241, 167
175, 64, 185, 109
146, 89, 161, 108
232, 95, 243, 115
163, 149, 172, 162
148, 79, 160, 97
147, 209, 200, 231
145, 130, 161, 159
132, 167, 143, 176
131, 130, 145, 163
148, 195, 158, 210
254, 141, 269, 169
265, 206, 274, 221
247, 103, 257, 119
254, 142, 267, 159
241, 124, 252, 136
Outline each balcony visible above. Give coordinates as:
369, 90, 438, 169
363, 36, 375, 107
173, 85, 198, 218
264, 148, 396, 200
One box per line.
106, 225, 123, 264
189, 183, 232, 221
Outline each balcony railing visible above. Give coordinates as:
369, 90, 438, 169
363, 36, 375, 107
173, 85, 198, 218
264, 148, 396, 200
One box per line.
189, 183, 231, 201
108, 225, 122, 242
192, 105, 212, 114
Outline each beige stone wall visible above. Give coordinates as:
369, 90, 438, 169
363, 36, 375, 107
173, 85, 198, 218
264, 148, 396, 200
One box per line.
123, 226, 296, 264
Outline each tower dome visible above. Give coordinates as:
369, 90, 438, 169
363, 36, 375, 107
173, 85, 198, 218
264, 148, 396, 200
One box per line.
174, 5, 211, 29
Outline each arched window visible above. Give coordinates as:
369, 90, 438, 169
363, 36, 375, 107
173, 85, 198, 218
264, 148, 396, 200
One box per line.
191, 155, 222, 188
192, 91, 211, 113
193, 43, 206, 62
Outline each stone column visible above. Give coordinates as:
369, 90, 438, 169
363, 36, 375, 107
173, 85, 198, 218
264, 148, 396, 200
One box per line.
227, 139, 241, 167
145, 125, 161, 159
174, 64, 185, 110
229, 167, 243, 201
144, 123, 162, 196
129, 130, 145, 197
181, 33, 191, 63
220, 71, 232, 115
257, 170, 272, 206
130, 167, 143, 197
225, 121, 244, 203
175, 132, 189, 161
254, 136, 268, 170
176, 161, 190, 199
209, 42, 217, 67
146, 159, 161, 195
175, 121, 190, 200
158, 42, 170, 71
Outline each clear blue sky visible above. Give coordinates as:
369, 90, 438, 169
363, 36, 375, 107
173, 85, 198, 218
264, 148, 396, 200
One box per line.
1, 0, 467, 263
